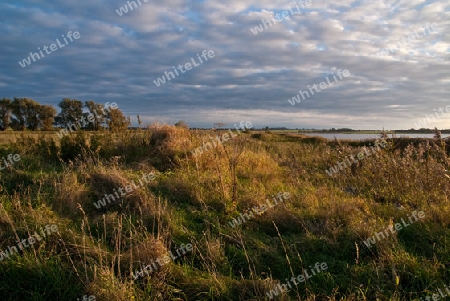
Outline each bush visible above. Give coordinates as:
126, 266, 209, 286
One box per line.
60, 132, 90, 161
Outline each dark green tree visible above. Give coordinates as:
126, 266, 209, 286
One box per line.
85, 100, 105, 130
38, 105, 57, 131
56, 98, 83, 127
0, 98, 12, 130
10, 98, 49, 130
23, 99, 41, 130
10, 98, 29, 130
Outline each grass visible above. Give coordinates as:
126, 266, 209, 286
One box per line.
0, 126, 448, 300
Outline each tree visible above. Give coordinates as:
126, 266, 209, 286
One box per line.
10, 98, 49, 130
10, 98, 27, 130
56, 98, 83, 127
107, 108, 129, 132
85, 100, 105, 130
175, 120, 188, 129
38, 105, 57, 131
23, 98, 41, 130
0, 98, 12, 130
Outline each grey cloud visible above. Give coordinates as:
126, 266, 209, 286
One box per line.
0, 0, 449, 129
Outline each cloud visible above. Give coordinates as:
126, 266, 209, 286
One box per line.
1, 0, 449, 129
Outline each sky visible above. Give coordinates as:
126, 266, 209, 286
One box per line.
1, 0, 449, 129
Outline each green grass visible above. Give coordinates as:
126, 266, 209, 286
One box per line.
0, 128, 448, 300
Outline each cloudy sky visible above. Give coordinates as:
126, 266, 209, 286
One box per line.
1, 0, 449, 129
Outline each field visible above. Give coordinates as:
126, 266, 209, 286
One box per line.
0, 126, 449, 300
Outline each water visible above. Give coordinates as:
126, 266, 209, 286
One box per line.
304, 133, 449, 141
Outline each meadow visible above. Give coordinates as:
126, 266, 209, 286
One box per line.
0, 126, 448, 300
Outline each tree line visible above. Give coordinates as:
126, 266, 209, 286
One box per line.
0, 98, 129, 132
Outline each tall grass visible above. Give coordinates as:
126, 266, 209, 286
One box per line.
0, 127, 448, 300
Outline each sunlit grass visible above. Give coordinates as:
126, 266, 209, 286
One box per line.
0, 128, 448, 300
